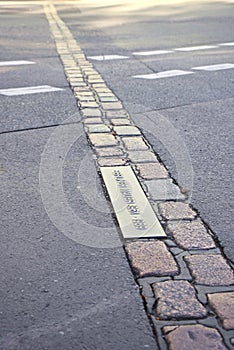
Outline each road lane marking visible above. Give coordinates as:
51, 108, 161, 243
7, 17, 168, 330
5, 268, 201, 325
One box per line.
133, 70, 194, 79
88, 55, 129, 61
218, 42, 234, 46
132, 50, 173, 56
174, 45, 218, 52
88, 41, 233, 63
100, 166, 166, 239
0, 85, 64, 96
192, 63, 234, 71
0, 60, 36, 67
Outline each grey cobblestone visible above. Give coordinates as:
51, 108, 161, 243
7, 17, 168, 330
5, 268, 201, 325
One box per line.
86, 124, 110, 133
98, 158, 126, 166
73, 88, 93, 94
111, 118, 131, 125
126, 241, 179, 278
152, 280, 207, 320
167, 220, 216, 250
83, 117, 103, 124
77, 96, 96, 102
95, 88, 112, 94
101, 102, 123, 110
79, 101, 99, 109
99, 96, 119, 102
82, 108, 102, 117
184, 254, 234, 286
163, 324, 228, 350
128, 151, 158, 163
95, 147, 125, 157
105, 110, 129, 118
113, 126, 141, 136
146, 179, 185, 201
122, 137, 148, 150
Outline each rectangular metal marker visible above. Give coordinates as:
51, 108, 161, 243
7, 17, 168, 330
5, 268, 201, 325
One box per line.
100, 166, 166, 239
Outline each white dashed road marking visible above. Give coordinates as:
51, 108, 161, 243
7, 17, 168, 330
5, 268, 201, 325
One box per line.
133, 70, 194, 79
174, 45, 218, 52
87, 41, 234, 62
192, 63, 234, 71
88, 55, 129, 61
218, 42, 234, 46
132, 50, 173, 56
0, 85, 64, 96
0, 60, 36, 66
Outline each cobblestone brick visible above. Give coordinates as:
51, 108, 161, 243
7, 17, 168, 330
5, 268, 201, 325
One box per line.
158, 201, 197, 220
79, 101, 99, 109
86, 124, 110, 133
111, 118, 131, 126
97, 92, 116, 97
126, 241, 179, 278
101, 102, 123, 110
208, 292, 234, 330
122, 137, 148, 150
128, 151, 158, 163
88, 133, 118, 147
136, 163, 168, 179
184, 254, 234, 286
73, 87, 90, 93
77, 96, 96, 102
99, 96, 119, 102
82, 108, 102, 117
167, 220, 216, 250
74, 91, 93, 97
95, 147, 125, 157
106, 110, 128, 118
71, 82, 87, 87
95, 88, 112, 94
163, 324, 227, 350
152, 280, 207, 319
83, 118, 103, 124
113, 126, 141, 136
98, 158, 126, 166
146, 179, 185, 200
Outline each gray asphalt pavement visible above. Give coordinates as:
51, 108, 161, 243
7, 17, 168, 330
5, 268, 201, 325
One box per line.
57, 0, 234, 262
0, 3, 157, 349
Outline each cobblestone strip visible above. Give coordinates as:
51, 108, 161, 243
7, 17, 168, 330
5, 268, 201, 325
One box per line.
44, 4, 234, 349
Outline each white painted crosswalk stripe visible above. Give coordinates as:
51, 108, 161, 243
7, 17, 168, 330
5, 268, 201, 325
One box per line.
133, 70, 194, 79
132, 50, 173, 56
88, 55, 129, 61
174, 45, 218, 52
0, 85, 64, 96
0, 60, 36, 67
192, 63, 234, 71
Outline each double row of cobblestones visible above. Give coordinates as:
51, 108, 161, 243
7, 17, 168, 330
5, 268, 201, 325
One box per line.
44, 3, 234, 349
